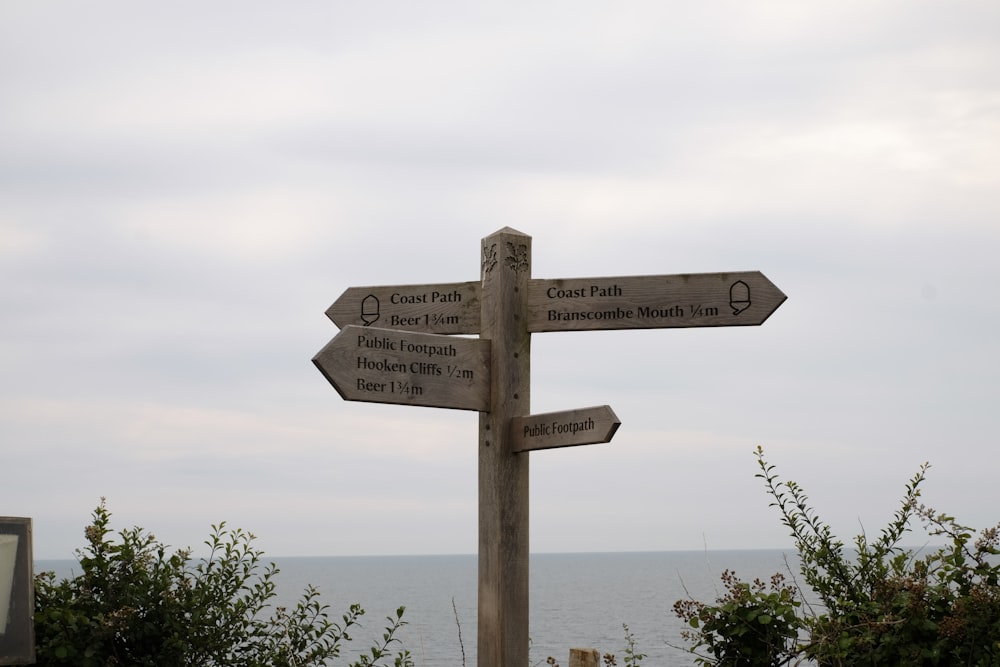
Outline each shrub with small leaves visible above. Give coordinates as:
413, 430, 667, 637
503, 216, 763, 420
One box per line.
35, 500, 411, 666
674, 447, 1000, 666
673, 569, 802, 666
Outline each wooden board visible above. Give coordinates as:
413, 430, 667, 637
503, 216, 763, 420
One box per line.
326, 271, 786, 335
326, 281, 481, 334
526, 271, 786, 332
511, 405, 620, 452
313, 325, 490, 411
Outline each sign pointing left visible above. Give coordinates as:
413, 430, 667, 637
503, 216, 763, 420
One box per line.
327, 281, 481, 334
312, 325, 491, 411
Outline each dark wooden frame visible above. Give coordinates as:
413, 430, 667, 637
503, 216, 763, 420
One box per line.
0, 517, 33, 666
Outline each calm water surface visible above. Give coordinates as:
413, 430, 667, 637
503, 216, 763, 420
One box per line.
38, 550, 798, 666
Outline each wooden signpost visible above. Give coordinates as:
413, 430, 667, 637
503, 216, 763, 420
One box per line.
326, 273, 785, 335
313, 228, 786, 667
527, 271, 785, 332
511, 406, 620, 453
313, 325, 490, 411
327, 281, 481, 335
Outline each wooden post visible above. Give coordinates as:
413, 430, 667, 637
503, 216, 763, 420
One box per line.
478, 227, 531, 667
569, 648, 601, 667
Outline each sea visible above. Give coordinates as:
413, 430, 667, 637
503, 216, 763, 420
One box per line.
36, 550, 799, 666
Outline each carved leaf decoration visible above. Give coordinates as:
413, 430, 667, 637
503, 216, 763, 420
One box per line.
481, 242, 498, 275
505, 242, 529, 272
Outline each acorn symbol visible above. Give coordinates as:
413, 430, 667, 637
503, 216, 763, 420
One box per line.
729, 281, 751, 315
361, 294, 380, 325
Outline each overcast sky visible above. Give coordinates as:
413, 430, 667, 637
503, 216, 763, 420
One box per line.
2, 2, 998, 560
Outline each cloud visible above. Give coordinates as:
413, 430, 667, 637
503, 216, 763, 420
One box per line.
2, 1, 998, 560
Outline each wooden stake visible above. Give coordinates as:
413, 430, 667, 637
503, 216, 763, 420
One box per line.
569, 648, 601, 667
478, 227, 531, 667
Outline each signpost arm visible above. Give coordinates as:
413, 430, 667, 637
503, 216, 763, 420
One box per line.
478, 227, 531, 667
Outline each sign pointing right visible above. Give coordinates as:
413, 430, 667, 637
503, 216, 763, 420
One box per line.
527, 270, 786, 333
511, 405, 621, 452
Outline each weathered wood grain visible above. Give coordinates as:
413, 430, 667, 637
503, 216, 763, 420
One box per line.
312, 325, 490, 411
527, 271, 786, 332
478, 227, 531, 667
511, 405, 620, 452
326, 281, 481, 334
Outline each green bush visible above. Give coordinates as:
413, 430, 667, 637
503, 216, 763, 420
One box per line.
34, 500, 412, 667
674, 447, 1000, 666
673, 569, 802, 666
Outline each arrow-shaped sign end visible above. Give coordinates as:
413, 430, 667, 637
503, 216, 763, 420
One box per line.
604, 406, 622, 442
312, 341, 351, 403
755, 272, 788, 325
325, 287, 357, 329
512, 405, 621, 453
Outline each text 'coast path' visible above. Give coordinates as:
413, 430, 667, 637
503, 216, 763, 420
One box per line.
326, 271, 785, 335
